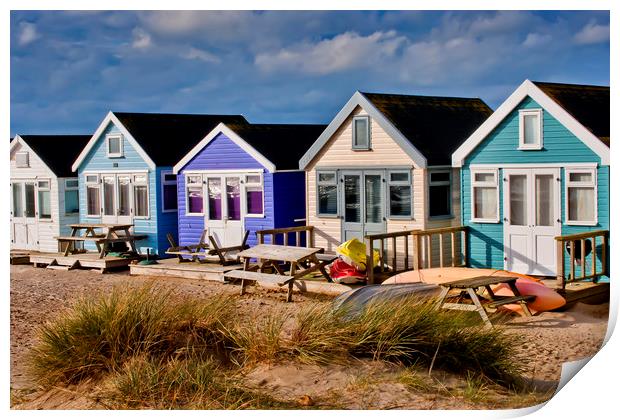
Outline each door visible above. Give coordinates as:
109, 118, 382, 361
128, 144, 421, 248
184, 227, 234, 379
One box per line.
205, 175, 243, 247
340, 170, 386, 242
11, 181, 38, 249
503, 168, 560, 275
101, 175, 117, 224
101, 174, 134, 225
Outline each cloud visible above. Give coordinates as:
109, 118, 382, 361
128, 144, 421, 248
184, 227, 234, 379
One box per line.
131, 28, 152, 49
181, 47, 221, 63
17, 22, 39, 46
255, 30, 406, 75
522, 33, 552, 48
574, 21, 609, 45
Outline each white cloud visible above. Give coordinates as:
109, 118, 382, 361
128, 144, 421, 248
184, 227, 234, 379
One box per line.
522, 33, 552, 48
255, 30, 406, 75
574, 21, 610, 45
17, 22, 39, 46
132, 28, 152, 49
181, 47, 221, 63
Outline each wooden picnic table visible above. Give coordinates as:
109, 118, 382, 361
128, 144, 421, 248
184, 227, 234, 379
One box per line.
226, 244, 335, 302
434, 275, 535, 328
58, 223, 145, 258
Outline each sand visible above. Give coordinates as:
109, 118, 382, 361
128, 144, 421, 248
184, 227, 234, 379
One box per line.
10, 264, 609, 409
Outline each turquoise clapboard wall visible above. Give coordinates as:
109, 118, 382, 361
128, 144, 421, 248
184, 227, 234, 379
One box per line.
77, 121, 161, 254
462, 96, 609, 279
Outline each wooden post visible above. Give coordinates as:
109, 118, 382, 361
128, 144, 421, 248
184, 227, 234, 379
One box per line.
426, 235, 432, 268
392, 236, 397, 272
451, 231, 457, 267
438, 233, 444, 268
569, 240, 575, 282
602, 232, 608, 277
591, 236, 596, 277
366, 237, 374, 285
308, 226, 315, 248
462, 229, 468, 267
404, 235, 409, 271
258, 233, 264, 244
415, 233, 422, 270
380, 239, 385, 272
556, 239, 565, 290
296, 231, 301, 247
580, 239, 586, 281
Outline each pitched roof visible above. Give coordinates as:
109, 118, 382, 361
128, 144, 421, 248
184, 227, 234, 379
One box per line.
360, 92, 494, 165
17, 135, 91, 177
532, 81, 610, 146
114, 112, 249, 166
226, 123, 328, 170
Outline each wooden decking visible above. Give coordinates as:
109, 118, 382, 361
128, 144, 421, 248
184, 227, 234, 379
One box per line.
29, 252, 137, 273
10, 251, 30, 265
129, 258, 243, 282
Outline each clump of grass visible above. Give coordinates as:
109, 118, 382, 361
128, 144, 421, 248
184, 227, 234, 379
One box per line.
223, 312, 286, 366
462, 372, 490, 403
29, 283, 235, 385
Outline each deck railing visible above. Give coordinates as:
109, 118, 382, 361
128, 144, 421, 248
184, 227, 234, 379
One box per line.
365, 230, 417, 284
411, 226, 468, 270
256, 225, 315, 248
555, 230, 608, 290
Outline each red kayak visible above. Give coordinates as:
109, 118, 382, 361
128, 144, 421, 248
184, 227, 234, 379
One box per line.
329, 259, 366, 284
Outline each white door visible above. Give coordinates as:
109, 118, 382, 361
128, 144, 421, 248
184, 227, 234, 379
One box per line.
101, 174, 134, 226
11, 181, 38, 250
504, 168, 560, 275
101, 175, 117, 224
204, 175, 243, 247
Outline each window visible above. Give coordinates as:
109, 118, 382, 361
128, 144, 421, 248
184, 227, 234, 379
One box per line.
24, 183, 36, 218
317, 171, 337, 216
106, 135, 124, 158
37, 180, 51, 219
133, 174, 149, 217
352, 116, 370, 150
186, 174, 204, 215
565, 168, 596, 225
12, 183, 23, 217
85, 175, 101, 217
161, 171, 178, 212
428, 170, 451, 218
519, 109, 543, 150
471, 169, 499, 222
245, 174, 264, 216
388, 170, 412, 218
15, 151, 29, 168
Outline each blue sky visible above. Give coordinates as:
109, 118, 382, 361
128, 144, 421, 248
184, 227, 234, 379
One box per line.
10, 10, 610, 136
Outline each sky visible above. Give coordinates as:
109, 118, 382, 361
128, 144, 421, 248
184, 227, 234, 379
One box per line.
10, 10, 610, 136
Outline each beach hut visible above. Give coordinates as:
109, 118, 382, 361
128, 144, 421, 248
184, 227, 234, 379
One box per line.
71, 112, 248, 256
452, 80, 609, 278
298, 91, 492, 254
173, 122, 327, 248
10, 135, 91, 252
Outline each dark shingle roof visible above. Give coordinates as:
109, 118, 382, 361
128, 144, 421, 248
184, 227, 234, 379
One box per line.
360, 92, 493, 165
18, 135, 91, 177
227, 123, 328, 170
114, 112, 248, 166
533, 81, 610, 146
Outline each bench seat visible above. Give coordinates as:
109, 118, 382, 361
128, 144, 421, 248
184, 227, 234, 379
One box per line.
487, 295, 536, 309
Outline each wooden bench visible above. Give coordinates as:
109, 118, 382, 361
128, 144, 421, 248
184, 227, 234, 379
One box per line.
224, 269, 296, 301
166, 230, 249, 266
486, 294, 536, 309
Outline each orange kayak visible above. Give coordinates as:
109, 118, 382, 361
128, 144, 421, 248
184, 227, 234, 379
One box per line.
492, 276, 566, 315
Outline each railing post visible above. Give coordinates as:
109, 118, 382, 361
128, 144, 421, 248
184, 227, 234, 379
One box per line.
602, 232, 608, 277
414, 233, 422, 270
366, 237, 374, 284
462, 228, 468, 267
556, 238, 565, 290
438, 233, 444, 268
308, 226, 315, 248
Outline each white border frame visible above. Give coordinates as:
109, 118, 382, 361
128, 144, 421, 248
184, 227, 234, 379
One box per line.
85, 175, 101, 218
470, 168, 500, 223
132, 174, 150, 219
15, 150, 30, 168
243, 173, 265, 218
316, 170, 339, 218
106, 134, 124, 158
386, 169, 413, 220
185, 173, 205, 217
565, 167, 598, 226
352, 115, 371, 150
160, 170, 178, 213
518, 109, 544, 150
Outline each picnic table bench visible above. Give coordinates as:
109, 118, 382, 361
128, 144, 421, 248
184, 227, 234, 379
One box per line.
165, 230, 250, 265
57, 223, 146, 258
435, 275, 535, 328
224, 244, 336, 302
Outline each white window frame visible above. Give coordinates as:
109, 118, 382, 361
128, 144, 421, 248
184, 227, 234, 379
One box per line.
387, 170, 413, 220
37, 179, 52, 221
428, 169, 452, 219
185, 174, 205, 216
244, 173, 264, 218
64, 179, 80, 215
161, 170, 178, 213
85, 174, 101, 217
518, 109, 543, 150
352, 115, 371, 150
15, 151, 30, 168
106, 134, 124, 158
132, 174, 150, 219
565, 167, 597, 226
316, 170, 338, 217
470, 168, 500, 223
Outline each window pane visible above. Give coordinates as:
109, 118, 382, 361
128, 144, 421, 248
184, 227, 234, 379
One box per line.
24, 184, 36, 217
318, 172, 336, 183
87, 186, 100, 215
118, 177, 131, 216
38, 180, 50, 189
65, 189, 79, 213
12, 183, 23, 217
353, 118, 368, 147
188, 186, 204, 214
429, 185, 450, 217
188, 175, 201, 184
246, 187, 263, 214
474, 172, 495, 183
568, 187, 594, 222
390, 185, 411, 217
569, 172, 592, 183
163, 184, 178, 210
134, 175, 147, 184
134, 185, 148, 217
164, 173, 177, 182
523, 114, 539, 145
365, 174, 382, 223
65, 179, 79, 188
430, 172, 450, 183
108, 137, 121, 154
509, 175, 527, 225
246, 175, 261, 184
86, 175, 98, 183
103, 177, 115, 216
344, 175, 361, 222
38, 190, 51, 219
16, 152, 29, 168
474, 187, 497, 220
207, 178, 221, 219
226, 178, 241, 221
318, 185, 337, 215
390, 172, 409, 183
535, 175, 553, 226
